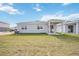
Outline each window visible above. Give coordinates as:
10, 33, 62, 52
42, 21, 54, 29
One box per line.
37, 26, 43, 30
21, 26, 27, 30
21, 27, 24, 30
25, 26, 27, 30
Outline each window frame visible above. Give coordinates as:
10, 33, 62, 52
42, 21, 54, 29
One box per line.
37, 26, 43, 30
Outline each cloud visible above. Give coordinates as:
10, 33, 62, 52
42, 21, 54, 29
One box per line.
33, 4, 42, 12
0, 3, 22, 15
41, 14, 64, 21
40, 13, 79, 21
41, 10, 65, 21
8, 3, 13, 6
62, 3, 71, 6
67, 13, 79, 20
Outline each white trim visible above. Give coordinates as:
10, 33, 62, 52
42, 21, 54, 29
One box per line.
76, 22, 79, 34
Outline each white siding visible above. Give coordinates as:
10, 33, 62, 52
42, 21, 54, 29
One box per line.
73, 24, 76, 33
76, 22, 79, 34
56, 23, 62, 32
0, 23, 9, 28
62, 23, 67, 33
17, 22, 48, 33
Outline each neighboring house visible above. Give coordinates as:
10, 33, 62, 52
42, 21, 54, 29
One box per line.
16, 19, 79, 34
0, 21, 10, 32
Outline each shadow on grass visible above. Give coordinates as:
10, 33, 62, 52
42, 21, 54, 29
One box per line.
9, 33, 48, 36
53, 33, 79, 43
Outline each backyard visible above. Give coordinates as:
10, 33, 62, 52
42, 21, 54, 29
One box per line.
0, 33, 79, 56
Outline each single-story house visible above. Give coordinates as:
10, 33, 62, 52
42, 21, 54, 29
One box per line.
16, 19, 79, 34
0, 21, 10, 32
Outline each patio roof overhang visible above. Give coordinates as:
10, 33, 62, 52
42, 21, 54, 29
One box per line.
49, 19, 64, 24
65, 21, 76, 25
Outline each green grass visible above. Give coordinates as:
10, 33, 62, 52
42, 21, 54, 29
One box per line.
0, 33, 79, 56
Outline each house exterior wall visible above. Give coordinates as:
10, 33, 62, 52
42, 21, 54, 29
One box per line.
76, 22, 79, 34
16, 20, 79, 34
56, 23, 63, 32
0, 22, 9, 28
62, 23, 66, 33
73, 24, 76, 33
78, 22, 79, 34
0, 22, 10, 32
17, 22, 48, 33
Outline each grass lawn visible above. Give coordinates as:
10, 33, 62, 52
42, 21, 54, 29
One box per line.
0, 33, 79, 56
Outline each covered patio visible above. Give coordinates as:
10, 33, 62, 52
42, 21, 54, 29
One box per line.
62, 21, 79, 34
48, 19, 64, 34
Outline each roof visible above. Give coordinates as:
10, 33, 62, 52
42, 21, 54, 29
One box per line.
48, 19, 64, 24
17, 21, 47, 25
49, 19, 64, 21
62, 20, 79, 25
0, 21, 9, 25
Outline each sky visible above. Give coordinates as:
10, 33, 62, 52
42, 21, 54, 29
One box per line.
0, 3, 79, 27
